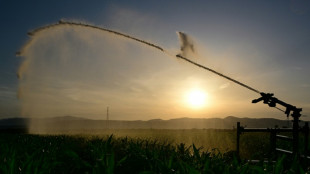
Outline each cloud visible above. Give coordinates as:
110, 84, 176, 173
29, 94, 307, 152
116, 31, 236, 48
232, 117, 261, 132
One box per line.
300, 84, 310, 88
106, 5, 161, 39
0, 86, 16, 99
219, 82, 230, 90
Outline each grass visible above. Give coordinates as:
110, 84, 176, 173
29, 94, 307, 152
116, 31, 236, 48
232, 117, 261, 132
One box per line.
0, 130, 309, 173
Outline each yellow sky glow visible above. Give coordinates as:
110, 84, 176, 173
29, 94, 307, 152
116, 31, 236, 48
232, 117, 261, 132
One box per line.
185, 88, 209, 109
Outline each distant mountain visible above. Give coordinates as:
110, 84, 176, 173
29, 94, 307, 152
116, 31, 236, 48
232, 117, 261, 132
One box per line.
51, 116, 88, 120
0, 116, 305, 132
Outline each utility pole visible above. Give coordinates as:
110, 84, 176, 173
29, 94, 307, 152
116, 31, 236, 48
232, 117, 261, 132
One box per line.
107, 106, 109, 129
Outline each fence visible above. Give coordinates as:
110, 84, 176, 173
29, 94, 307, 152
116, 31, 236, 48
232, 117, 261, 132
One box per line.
236, 122, 309, 159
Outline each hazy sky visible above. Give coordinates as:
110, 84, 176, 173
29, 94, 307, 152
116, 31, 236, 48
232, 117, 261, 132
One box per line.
1, 0, 310, 120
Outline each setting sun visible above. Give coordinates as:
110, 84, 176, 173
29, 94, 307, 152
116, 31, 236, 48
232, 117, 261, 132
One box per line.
186, 89, 208, 109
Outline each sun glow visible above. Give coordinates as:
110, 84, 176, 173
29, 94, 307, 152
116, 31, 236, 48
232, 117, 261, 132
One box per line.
186, 89, 208, 109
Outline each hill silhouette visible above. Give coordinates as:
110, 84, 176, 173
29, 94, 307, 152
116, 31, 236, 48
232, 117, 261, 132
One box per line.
0, 116, 302, 132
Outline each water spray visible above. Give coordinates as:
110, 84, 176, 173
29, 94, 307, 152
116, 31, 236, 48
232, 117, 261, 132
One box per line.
17, 20, 260, 94
18, 20, 303, 120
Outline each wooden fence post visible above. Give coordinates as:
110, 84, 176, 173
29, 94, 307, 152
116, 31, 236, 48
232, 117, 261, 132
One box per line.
304, 122, 309, 156
292, 116, 299, 155
237, 122, 240, 157
269, 129, 276, 158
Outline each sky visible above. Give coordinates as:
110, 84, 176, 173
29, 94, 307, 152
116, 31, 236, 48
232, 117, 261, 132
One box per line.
0, 0, 310, 121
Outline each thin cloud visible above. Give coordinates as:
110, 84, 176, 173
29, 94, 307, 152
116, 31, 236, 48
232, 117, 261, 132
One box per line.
219, 82, 230, 90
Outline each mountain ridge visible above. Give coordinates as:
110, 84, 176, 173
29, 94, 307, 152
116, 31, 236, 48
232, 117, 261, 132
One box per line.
0, 116, 302, 130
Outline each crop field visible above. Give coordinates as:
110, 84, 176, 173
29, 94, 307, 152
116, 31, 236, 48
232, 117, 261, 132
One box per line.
0, 129, 309, 173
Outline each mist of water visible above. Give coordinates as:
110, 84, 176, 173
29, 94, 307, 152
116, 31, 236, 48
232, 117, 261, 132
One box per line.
17, 22, 188, 121
17, 20, 262, 133
177, 31, 196, 58
18, 20, 260, 94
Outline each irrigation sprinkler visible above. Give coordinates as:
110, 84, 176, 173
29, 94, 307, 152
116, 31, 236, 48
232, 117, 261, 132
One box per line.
252, 92, 303, 155
176, 54, 305, 154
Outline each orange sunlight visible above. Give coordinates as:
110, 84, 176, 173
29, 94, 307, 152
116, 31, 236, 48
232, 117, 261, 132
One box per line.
185, 88, 209, 109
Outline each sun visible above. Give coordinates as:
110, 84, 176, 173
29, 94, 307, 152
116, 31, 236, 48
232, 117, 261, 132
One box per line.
186, 89, 208, 109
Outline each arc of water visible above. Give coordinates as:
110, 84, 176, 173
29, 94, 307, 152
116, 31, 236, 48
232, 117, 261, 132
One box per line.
18, 20, 261, 94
